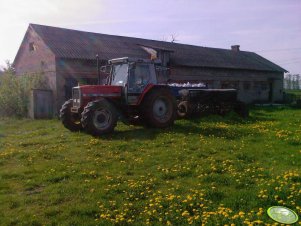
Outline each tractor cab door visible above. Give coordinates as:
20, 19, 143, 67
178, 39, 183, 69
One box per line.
100, 65, 112, 85
126, 63, 157, 105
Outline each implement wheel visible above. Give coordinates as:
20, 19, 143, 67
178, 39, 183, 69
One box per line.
81, 99, 118, 136
177, 101, 191, 118
142, 88, 176, 128
60, 99, 82, 131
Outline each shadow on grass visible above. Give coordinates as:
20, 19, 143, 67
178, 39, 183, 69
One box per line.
253, 105, 300, 111
173, 123, 251, 140
93, 106, 293, 141
97, 127, 159, 141
98, 120, 252, 141
189, 110, 276, 125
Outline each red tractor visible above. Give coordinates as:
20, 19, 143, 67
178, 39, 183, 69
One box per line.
60, 57, 248, 136
60, 57, 177, 135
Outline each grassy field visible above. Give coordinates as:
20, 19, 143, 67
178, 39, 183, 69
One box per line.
285, 89, 301, 95
0, 106, 301, 225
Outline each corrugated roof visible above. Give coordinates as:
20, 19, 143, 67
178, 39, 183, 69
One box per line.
29, 24, 287, 72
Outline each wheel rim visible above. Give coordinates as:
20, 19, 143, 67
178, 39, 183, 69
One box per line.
93, 108, 112, 130
71, 114, 81, 125
73, 120, 81, 125
153, 97, 171, 122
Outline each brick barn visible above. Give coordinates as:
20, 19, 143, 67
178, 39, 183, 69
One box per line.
14, 24, 287, 113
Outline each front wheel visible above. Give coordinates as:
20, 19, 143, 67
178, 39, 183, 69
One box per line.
60, 99, 82, 132
81, 99, 118, 136
141, 88, 176, 128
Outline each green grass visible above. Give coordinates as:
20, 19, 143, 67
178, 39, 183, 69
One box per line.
0, 106, 301, 225
285, 89, 301, 95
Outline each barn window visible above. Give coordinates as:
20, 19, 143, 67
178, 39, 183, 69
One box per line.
243, 82, 251, 90
155, 66, 169, 83
77, 78, 98, 85
85, 78, 98, 85
204, 81, 213, 88
261, 82, 268, 91
221, 81, 239, 90
29, 42, 36, 52
254, 82, 260, 90
254, 82, 268, 91
83, 59, 98, 67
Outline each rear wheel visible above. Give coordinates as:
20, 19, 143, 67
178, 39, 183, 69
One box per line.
142, 88, 176, 128
81, 99, 118, 135
60, 99, 82, 131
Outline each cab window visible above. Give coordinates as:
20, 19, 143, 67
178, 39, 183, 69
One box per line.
128, 64, 150, 92
111, 63, 128, 86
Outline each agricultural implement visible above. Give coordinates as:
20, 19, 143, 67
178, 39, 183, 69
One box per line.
60, 57, 248, 135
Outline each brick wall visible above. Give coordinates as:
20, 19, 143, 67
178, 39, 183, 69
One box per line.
14, 26, 58, 113
14, 26, 56, 75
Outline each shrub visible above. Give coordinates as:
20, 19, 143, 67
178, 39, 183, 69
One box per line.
0, 72, 49, 117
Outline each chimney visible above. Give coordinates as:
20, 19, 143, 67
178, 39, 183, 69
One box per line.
231, 45, 240, 52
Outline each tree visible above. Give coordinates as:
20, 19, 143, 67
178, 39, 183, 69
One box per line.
161, 34, 179, 43
284, 74, 292, 89
293, 74, 300, 89
3, 60, 15, 74
0, 72, 49, 117
284, 73, 301, 90
170, 34, 179, 43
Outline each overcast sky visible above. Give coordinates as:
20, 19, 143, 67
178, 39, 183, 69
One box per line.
0, 0, 300, 74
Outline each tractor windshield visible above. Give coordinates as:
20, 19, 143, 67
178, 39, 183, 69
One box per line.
111, 63, 128, 86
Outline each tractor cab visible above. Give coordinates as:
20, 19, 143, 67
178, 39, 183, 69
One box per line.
104, 57, 161, 105
106, 58, 157, 88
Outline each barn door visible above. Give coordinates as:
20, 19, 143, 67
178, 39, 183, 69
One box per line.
269, 80, 274, 102
64, 78, 78, 100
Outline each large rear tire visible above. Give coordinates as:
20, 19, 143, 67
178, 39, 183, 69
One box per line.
142, 88, 176, 128
81, 99, 118, 136
60, 99, 82, 132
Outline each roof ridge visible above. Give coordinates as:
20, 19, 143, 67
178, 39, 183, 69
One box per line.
28, 23, 287, 72
250, 52, 288, 72
29, 23, 254, 54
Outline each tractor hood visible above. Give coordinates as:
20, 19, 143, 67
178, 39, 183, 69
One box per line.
79, 85, 122, 98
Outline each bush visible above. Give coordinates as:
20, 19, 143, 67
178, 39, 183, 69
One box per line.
0, 72, 49, 117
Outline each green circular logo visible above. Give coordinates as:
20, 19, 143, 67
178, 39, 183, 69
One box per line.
267, 206, 299, 224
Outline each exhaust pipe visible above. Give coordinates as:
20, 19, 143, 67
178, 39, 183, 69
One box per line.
96, 54, 100, 85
